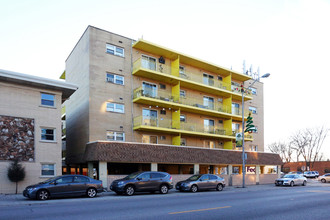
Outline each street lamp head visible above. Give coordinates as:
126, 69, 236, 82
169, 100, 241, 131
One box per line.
261, 73, 270, 78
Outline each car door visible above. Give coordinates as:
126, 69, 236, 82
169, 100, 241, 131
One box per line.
208, 175, 218, 189
294, 175, 301, 185
135, 172, 153, 191
150, 172, 163, 190
71, 176, 90, 195
48, 176, 74, 196
198, 175, 210, 190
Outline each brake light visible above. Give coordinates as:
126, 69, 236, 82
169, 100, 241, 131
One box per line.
170, 176, 172, 181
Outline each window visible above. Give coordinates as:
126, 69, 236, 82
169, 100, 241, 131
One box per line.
106, 73, 124, 85
200, 175, 209, 181
204, 140, 215, 148
41, 128, 55, 141
203, 96, 214, 110
159, 84, 166, 89
250, 146, 258, 151
106, 131, 125, 141
141, 55, 156, 71
142, 135, 158, 144
251, 88, 257, 95
209, 175, 217, 180
232, 123, 240, 132
249, 106, 257, 114
56, 176, 73, 184
180, 138, 186, 146
232, 103, 240, 115
142, 109, 158, 126
41, 164, 55, 176
180, 115, 186, 122
138, 173, 151, 180
106, 44, 124, 57
142, 82, 157, 98
160, 136, 166, 140
204, 119, 215, 133
203, 73, 214, 86
180, 90, 186, 97
41, 93, 55, 107
160, 109, 166, 115
179, 66, 185, 74
106, 103, 125, 113
74, 176, 89, 183
217, 76, 223, 81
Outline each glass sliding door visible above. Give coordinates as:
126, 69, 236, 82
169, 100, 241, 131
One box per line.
142, 82, 157, 98
142, 109, 158, 127
141, 55, 156, 71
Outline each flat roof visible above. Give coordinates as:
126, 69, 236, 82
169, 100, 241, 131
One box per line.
0, 69, 78, 101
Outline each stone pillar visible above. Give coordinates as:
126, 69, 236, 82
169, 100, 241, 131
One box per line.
151, 163, 158, 171
277, 165, 282, 178
194, 164, 200, 174
99, 161, 107, 190
88, 162, 93, 178
228, 165, 233, 186
256, 165, 260, 185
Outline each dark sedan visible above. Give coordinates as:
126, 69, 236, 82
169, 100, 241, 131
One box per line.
23, 175, 103, 200
176, 174, 225, 192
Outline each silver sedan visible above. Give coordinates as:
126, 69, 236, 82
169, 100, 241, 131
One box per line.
275, 174, 307, 187
175, 174, 225, 192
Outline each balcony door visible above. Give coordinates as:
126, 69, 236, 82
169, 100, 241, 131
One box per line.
141, 55, 156, 71
142, 109, 158, 126
203, 73, 214, 86
203, 96, 214, 110
204, 119, 215, 133
232, 103, 240, 115
142, 82, 157, 98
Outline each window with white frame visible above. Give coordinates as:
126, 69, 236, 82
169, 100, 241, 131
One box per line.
249, 106, 257, 114
250, 88, 257, 95
203, 73, 214, 86
41, 128, 55, 141
142, 82, 157, 98
203, 96, 214, 110
106, 73, 124, 85
232, 123, 240, 133
141, 55, 156, 71
41, 93, 55, 107
232, 103, 240, 115
106, 103, 125, 113
106, 44, 124, 57
180, 90, 186, 97
41, 164, 55, 176
106, 131, 125, 141
180, 115, 186, 122
180, 138, 186, 146
250, 145, 258, 151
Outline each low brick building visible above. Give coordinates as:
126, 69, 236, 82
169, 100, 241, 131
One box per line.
283, 161, 330, 176
0, 69, 77, 194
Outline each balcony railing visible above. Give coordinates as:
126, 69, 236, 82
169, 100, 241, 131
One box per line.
133, 87, 237, 115
134, 116, 232, 137
133, 58, 237, 94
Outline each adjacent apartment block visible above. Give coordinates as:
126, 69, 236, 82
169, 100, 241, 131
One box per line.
63, 26, 280, 187
0, 69, 77, 194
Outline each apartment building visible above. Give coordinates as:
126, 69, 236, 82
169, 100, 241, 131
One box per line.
0, 69, 77, 194
63, 26, 281, 187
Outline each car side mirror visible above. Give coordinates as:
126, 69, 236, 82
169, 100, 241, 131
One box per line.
137, 177, 141, 181
52, 181, 58, 185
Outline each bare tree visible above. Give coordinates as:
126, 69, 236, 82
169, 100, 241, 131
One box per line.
268, 142, 292, 163
290, 126, 328, 170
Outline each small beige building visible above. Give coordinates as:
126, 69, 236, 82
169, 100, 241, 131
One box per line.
0, 69, 77, 194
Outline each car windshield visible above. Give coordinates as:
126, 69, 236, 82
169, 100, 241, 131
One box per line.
123, 172, 142, 180
283, 175, 295, 178
187, 175, 202, 181
39, 176, 59, 184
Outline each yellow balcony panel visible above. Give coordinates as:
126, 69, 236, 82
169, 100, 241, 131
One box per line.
132, 68, 179, 85
133, 40, 252, 82
232, 92, 253, 101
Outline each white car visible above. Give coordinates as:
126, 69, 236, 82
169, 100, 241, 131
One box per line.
318, 173, 330, 183
303, 171, 317, 178
275, 174, 307, 187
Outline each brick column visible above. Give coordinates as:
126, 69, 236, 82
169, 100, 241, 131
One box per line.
194, 164, 200, 174
151, 163, 158, 171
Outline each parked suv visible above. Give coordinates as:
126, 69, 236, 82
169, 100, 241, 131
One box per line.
304, 171, 317, 178
110, 171, 173, 196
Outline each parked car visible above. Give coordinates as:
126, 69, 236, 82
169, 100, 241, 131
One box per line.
23, 175, 103, 200
318, 173, 330, 183
303, 171, 317, 178
275, 174, 307, 187
314, 171, 319, 178
175, 174, 225, 192
288, 171, 303, 175
110, 171, 173, 196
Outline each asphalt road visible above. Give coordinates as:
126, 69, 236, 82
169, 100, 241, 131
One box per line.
1, 181, 330, 220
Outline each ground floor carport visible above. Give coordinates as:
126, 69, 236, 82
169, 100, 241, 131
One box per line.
79, 141, 282, 189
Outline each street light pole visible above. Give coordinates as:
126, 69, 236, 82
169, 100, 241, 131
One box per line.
241, 73, 270, 188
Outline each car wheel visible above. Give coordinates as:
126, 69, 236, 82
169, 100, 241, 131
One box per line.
216, 184, 223, 191
290, 181, 294, 187
87, 188, 97, 198
321, 179, 326, 183
302, 181, 307, 186
190, 185, 198, 193
125, 185, 135, 196
37, 189, 49, 200
160, 185, 169, 194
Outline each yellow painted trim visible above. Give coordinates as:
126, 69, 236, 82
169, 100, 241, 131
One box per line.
224, 141, 233, 150
172, 135, 181, 146
60, 71, 65, 79
172, 108, 180, 129
171, 56, 180, 77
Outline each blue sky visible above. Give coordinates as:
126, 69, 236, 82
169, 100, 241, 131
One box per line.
1, 0, 330, 159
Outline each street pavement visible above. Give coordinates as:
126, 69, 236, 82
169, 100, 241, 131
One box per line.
0, 179, 329, 220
